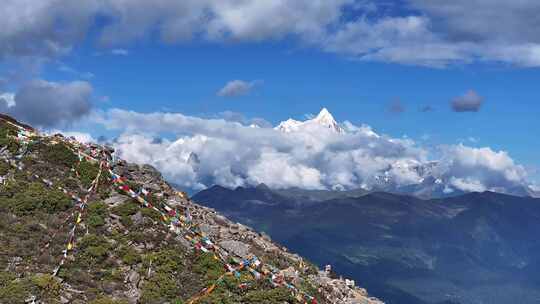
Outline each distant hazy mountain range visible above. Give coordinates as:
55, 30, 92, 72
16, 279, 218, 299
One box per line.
193, 185, 540, 304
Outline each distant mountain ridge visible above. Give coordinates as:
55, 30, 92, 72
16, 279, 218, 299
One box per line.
193, 184, 540, 304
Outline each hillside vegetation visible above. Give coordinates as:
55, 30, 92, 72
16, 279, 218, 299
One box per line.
0, 115, 380, 304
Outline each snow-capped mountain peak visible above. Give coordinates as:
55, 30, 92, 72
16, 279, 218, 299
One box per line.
314, 107, 333, 123
313, 108, 343, 133
275, 108, 344, 133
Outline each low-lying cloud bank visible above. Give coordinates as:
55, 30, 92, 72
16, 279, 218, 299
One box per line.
90, 109, 535, 196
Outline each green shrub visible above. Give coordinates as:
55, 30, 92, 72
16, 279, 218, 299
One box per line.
0, 126, 20, 154
140, 249, 186, 304
141, 208, 161, 222
31, 274, 61, 298
13, 182, 44, 214
8, 182, 45, 215
120, 215, 133, 227
89, 297, 129, 304
78, 160, 100, 188
198, 287, 238, 304
193, 252, 225, 283
87, 201, 109, 228
0, 126, 8, 142
112, 201, 139, 217
42, 187, 72, 213
0, 161, 9, 176
78, 234, 111, 266
43, 143, 77, 167
112, 201, 139, 228
241, 287, 295, 304
0, 278, 33, 304
127, 231, 146, 243
144, 248, 185, 274
119, 246, 142, 265
62, 177, 80, 191
0, 272, 16, 288
5, 182, 72, 215
57, 268, 95, 287
87, 213, 106, 228
140, 272, 181, 304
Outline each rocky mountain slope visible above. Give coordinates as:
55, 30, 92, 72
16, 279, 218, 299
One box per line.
0, 115, 382, 304
193, 185, 540, 304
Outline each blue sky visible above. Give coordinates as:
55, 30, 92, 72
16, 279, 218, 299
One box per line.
43, 42, 539, 179
1, 0, 539, 189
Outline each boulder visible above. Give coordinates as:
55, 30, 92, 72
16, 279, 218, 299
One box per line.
102, 281, 120, 294
213, 214, 230, 227
105, 194, 129, 207
229, 223, 240, 235
166, 197, 185, 208
127, 163, 139, 172
252, 237, 279, 253
131, 211, 144, 226
141, 164, 162, 178
219, 240, 251, 259
199, 223, 219, 238
127, 270, 140, 287
175, 235, 192, 249
144, 183, 161, 191
280, 266, 301, 285
125, 287, 140, 304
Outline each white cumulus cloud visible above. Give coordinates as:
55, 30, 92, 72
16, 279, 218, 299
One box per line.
90, 108, 536, 196
3, 1, 540, 67
438, 144, 528, 193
